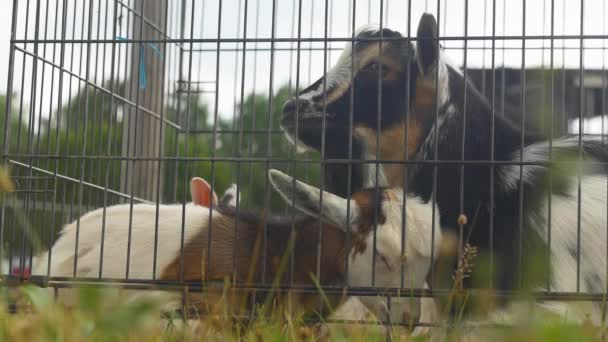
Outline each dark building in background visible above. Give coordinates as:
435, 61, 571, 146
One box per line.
467, 68, 608, 137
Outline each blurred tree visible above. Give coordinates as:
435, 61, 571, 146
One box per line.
0, 82, 323, 255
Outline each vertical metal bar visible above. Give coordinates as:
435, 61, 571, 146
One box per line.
344, 0, 358, 290
88, 0, 103, 212
246, 0, 261, 211
204, 0, 225, 282
603, 0, 607, 146
314, 0, 330, 315
229, 0, 240, 182
9, 0, 31, 275
489, 0, 497, 289
266, 0, 279, 282
99, 0, 121, 279
125, 0, 148, 279
73, 0, 95, 277
371, 0, 386, 288
0, 0, 20, 276
30, 0, 52, 271
20, 0, 42, 280
429, 0, 442, 291
547, 0, 555, 293
576, 0, 584, 293
230, 0, 247, 283
284, 0, 302, 286
517, 0, 527, 289
540, 0, 547, 135
604, 0, 608, 296
302, 0, 315, 184
289, 0, 303, 288
287, 0, 296, 96
172, 0, 186, 203
400, 0, 413, 296
152, 0, 170, 280
178, 0, 199, 282
501, 0, 506, 117
192, 0, 205, 241
41, 0, 63, 256
46, 0, 69, 278
307, 0, 315, 86
328, 0, 334, 67
561, 0, 566, 134
67, 0, 89, 224
481, 0, 488, 96
459, 0, 470, 277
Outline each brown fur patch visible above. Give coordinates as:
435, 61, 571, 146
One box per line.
159, 211, 350, 315
348, 189, 389, 257
415, 78, 438, 105
354, 116, 423, 187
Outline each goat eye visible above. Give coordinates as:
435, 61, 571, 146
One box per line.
363, 62, 386, 74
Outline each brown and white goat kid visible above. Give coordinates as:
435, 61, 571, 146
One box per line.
32, 170, 441, 324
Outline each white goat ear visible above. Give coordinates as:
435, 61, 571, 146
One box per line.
268, 169, 360, 229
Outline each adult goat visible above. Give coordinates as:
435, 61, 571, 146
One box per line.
280, 13, 608, 324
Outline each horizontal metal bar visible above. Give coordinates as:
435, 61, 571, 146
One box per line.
187, 46, 608, 53
11, 275, 608, 302
7, 159, 152, 204
180, 129, 286, 134
12, 34, 608, 45
13, 46, 183, 131
176, 80, 216, 84
4, 155, 608, 167
114, 0, 176, 41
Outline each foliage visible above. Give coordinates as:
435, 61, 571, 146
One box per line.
0, 283, 605, 341
0, 81, 322, 254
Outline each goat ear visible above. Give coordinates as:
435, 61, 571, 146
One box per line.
416, 13, 439, 75
219, 183, 240, 208
268, 169, 360, 229
190, 177, 218, 207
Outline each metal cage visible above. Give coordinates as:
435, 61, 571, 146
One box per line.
3, 0, 608, 331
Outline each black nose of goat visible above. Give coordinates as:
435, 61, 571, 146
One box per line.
282, 97, 311, 116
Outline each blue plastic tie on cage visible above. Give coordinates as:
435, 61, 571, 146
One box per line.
116, 36, 164, 90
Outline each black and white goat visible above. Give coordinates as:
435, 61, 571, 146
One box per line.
280, 13, 608, 324
32, 170, 441, 326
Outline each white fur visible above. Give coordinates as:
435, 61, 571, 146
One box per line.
416, 48, 454, 108
32, 203, 210, 279
298, 24, 388, 104
33, 170, 442, 331
271, 167, 442, 326
359, 138, 390, 189
282, 131, 313, 154
499, 136, 603, 192
535, 175, 608, 324
221, 183, 241, 207
283, 25, 387, 155
347, 190, 441, 324
416, 103, 458, 162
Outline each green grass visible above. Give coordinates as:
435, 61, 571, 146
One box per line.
0, 283, 606, 342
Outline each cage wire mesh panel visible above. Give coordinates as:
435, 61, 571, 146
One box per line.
2, 0, 608, 328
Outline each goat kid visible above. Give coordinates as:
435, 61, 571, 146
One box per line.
32, 170, 441, 327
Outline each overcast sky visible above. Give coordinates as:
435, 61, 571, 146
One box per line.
1, 0, 607, 122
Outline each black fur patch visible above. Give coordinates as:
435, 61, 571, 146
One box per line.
416, 13, 439, 74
